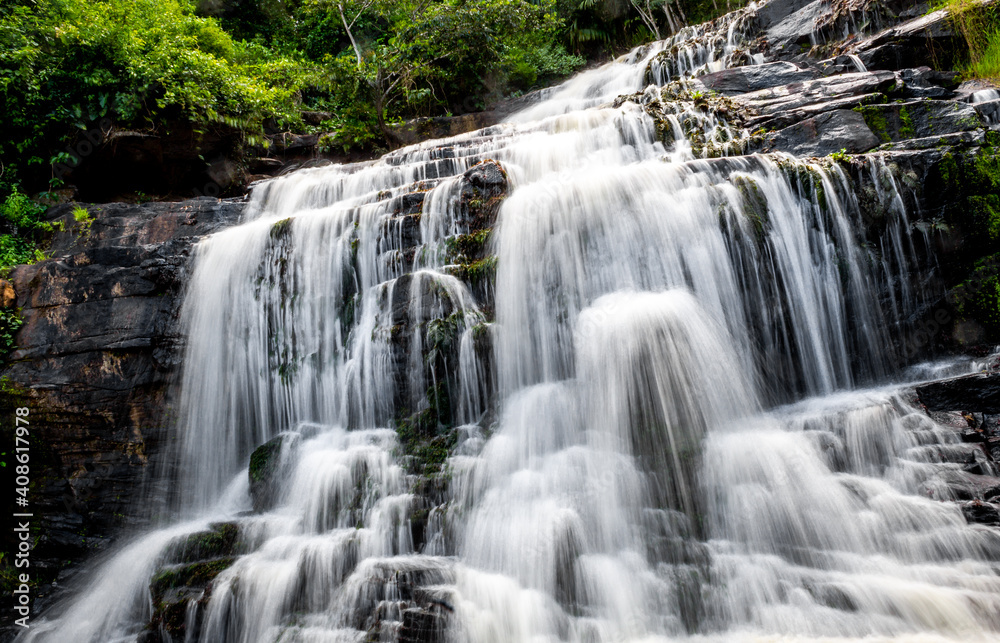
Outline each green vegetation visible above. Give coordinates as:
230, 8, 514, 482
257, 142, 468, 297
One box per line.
828, 148, 849, 164
151, 557, 236, 594
0, 0, 743, 279
938, 145, 1000, 247
855, 105, 891, 143
0, 190, 50, 359
936, 0, 1000, 79
933, 142, 1000, 343
166, 523, 241, 564
0, 309, 23, 361
952, 253, 1000, 338
72, 205, 93, 235
0, 191, 49, 270
0, 0, 744, 198
395, 382, 455, 475
0, 0, 590, 198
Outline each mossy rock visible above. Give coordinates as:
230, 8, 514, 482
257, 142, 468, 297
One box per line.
444, 229, 492, 263
947, 253, 1000, 346
147, 556, 236, 641
444, 256, 496, 290
458, 160, 508, 232
249, 432, 300, 512
150, 557, 236, 599
854, 101, 982, 144
395, 384, 457, 476
163, 522, 241, 565
933, 145, 1000, 256
269, 217, 294, 240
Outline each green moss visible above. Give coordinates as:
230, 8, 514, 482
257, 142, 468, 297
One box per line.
166, 523, 241, 564
939, 152, 958, 186
395, 383, 455, 475
940, 144, 1000, 243
425, 312, 464, 366
446, 256, 497, 287
445, 229, 492, 262
151, 557, 236, 598
899, 106, 916, 139
952, 254, 1000, 338
270, 217, 294, 240
855, 105, 891, 143
249, 440, 280, 484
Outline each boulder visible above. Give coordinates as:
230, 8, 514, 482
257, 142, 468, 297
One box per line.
248, 433, 300, 512
761, 109, 881, 156
698, 62, 818, 95
916, 373, 1000, 414
855, 99, 982, 144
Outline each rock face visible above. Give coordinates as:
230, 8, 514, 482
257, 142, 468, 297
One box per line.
0, 198, 243, 617
915, 373, 1000, 525
917, 373, 1000, 415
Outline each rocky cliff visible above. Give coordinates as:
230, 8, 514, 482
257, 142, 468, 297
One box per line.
0, 199, 243, 620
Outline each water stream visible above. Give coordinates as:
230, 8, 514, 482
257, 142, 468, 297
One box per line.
21, 7, 1000, 643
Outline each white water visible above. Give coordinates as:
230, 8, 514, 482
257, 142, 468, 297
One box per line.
21, 4, 1000, 642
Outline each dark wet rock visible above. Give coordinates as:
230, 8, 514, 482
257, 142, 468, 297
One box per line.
698, 61, 818, 95
164, 523, 243, 565
855, 100, 981, 144
730, 70, 898, 128
962, 500, 1000, 525
344, 558, 454, 643
0, 198, 243, 607
758, 109, 880, 156
457, 159, 508, 233
917, 374, 1000, 415
755, 0, 820, 32
764, 0, 829, 50
846, 5, 964, 71
140, 522, 244, 642
896, 67, 960, 99
249, 433, 300, 512
145, 556, 236, 642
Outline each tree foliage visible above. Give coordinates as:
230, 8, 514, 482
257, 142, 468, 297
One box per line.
0, 0, 742, 201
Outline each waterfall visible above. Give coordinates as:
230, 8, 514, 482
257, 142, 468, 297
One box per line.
20, 6, 1000, 643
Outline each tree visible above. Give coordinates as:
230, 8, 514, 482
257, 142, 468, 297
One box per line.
318, 0, 579, 145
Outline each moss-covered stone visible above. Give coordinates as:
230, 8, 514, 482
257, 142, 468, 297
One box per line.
444, 256, 497, 289
935, 145, 1000, 249
248, 433, 299, 512
947, 254, 1000, 345
445, 229, 492, 263
733, 175, 768, 242
269, 217, 294, 240
164, 522, 241, 565
150, 557, 236, 598
395, 383, 456, 476
147, 555, 236, 642
855, 101, 982, 145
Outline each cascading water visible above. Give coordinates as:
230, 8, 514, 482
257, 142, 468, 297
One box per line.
21, 4, 1000, 642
